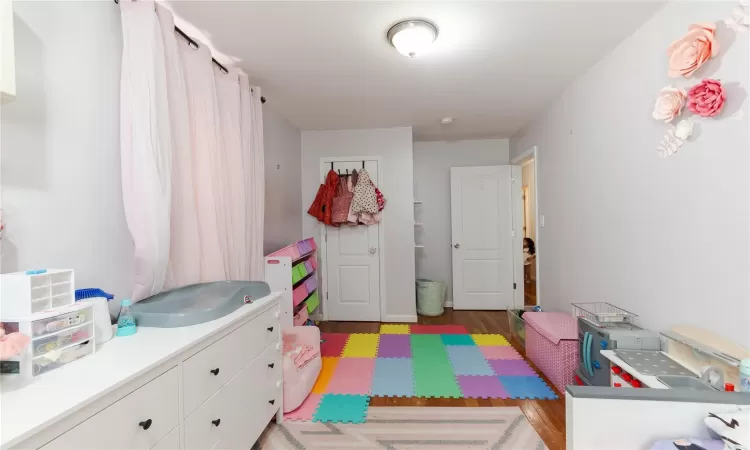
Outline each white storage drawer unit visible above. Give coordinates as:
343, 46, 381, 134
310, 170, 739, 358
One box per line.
185, 343, 281, 450
1, 269, 75, 316
1, 293, 283, 450
41, 368, 179, 450
182, 305, 280, 416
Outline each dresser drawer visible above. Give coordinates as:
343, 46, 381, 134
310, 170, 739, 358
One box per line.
211, 367, 281, 450
183, 306, 280, 416
185, 342, 281, 450
152, 427, 180, 450
41, 368, 179, 450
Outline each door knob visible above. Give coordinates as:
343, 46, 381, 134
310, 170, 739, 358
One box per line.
454, 243, 460, 249
369, 247, 377, 254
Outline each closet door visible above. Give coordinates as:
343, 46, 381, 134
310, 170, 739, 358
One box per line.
324, 160, 381, 321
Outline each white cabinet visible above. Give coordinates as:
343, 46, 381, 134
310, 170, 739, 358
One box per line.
9, 296, 283, 450
41, 368, 179, 450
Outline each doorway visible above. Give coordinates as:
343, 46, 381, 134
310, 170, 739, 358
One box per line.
320, 158, 383, 321
512, 146, 540, 307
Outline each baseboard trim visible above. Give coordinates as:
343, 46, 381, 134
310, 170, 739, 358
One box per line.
383, 314, 418, 323
444, 302, 454, 308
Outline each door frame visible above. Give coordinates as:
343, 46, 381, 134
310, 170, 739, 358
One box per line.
318, 156, 386, 322
511, 145, 541, 307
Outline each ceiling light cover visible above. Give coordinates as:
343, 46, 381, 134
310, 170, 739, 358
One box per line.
387, 20, 438, 58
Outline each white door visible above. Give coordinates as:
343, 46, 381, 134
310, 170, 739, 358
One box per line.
323, 160, 381, 321
451, 166, 516, 310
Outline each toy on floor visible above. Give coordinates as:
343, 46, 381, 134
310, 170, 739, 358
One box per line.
282, 326, 322, 412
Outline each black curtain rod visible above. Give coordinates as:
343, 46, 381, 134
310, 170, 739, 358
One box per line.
113, 0, 265, 104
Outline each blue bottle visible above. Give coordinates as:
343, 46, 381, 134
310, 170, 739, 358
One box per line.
116, 299, 137, 337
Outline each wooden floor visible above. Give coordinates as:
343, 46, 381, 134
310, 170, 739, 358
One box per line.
525, 280, 537, 306
319, 309, 566, 450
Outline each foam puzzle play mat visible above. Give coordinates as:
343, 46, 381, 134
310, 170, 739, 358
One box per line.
284, 324, 558, 424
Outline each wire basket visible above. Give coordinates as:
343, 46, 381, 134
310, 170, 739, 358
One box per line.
571, 302, 636, 325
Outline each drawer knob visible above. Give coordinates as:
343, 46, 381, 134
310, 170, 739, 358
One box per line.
268, 363, 275, 369
267, 326, 274, 332
268, 399, 275, 405
139, 419, 153, 430
212, 419, 221, 427
210, 368, 220, 376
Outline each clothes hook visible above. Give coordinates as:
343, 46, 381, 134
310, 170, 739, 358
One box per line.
346, 169, 349, 175
330, 162, 334, 171
362, 161, 365, 169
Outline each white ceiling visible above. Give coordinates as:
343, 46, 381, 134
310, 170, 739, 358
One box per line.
169, 1, 663, 141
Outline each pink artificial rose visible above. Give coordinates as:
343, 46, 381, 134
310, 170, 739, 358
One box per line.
687, 79, 726, 117
667, 23, 720, 78
652, 86, 687, 122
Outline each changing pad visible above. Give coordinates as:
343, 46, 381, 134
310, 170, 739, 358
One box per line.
132, 281, 271, 328
523, 312, 578, 345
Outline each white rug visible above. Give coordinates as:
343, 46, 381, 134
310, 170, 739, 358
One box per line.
257, 407, 548, 449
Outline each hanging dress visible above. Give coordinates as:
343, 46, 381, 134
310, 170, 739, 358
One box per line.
350, 169, 379, 215
331, 175, 353, 225
307, 170, 339, 224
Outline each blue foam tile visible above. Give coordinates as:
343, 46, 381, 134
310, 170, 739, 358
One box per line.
446, 345, 495, 376
441, 334, 475, 346
371, 358, 414, 397
313, 394, 370, 423
498, 376, 558, 400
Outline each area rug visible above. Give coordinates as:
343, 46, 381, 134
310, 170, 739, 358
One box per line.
260, 407, 548, 449
284, 324, 557, 424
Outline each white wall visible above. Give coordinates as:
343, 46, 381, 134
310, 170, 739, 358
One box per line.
413, 139, 510, 306
511, 1, 750, 347
263, 105, 302, 254
1, 2, 134, 301
302, 127, 416, 321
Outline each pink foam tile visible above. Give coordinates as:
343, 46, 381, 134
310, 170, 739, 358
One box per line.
283, 393, 322, 421
326, 358, 376, 394
480, 346, 524, 360
410, 324, 468, 334
321, 333, 350, 357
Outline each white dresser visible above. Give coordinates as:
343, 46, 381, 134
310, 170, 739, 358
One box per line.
0, 293, 282, 450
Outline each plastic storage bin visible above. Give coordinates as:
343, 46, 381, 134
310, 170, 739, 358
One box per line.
523, 312, 579, 394
1, 269, 75, 317
305, 291, 320, 314
304, 276, 318, 294
0, 302, 95, 379
508, 307, 536, 347
293, 284, 309, 307
293, 307, 309, 326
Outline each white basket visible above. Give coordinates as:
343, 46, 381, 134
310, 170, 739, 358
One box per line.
1, 269, 75, 317
571, 302, 636, 325
0, 302, 96, 380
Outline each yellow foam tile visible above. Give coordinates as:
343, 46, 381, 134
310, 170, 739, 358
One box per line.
341, 333, 380, 357
312, 357, 339, 394
471, 334, 510, 346
380, 324, 410, 334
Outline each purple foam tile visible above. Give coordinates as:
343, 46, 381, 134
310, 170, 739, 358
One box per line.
377, 334, 411, 358
489, 359, 537, 376
456, 376, 509, 399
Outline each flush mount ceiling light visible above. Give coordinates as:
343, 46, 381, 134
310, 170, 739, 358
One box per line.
387, 20, 438, 58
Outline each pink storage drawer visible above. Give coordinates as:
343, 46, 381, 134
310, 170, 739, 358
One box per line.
304, 260, 314, 273
524, 312, 579, 394
293, 284, 309, 307
269, 243, 301, 259
293, 307, 309, 326
304, 276, 318, 293
305, 238, 317, 252
310, 257, 318, 271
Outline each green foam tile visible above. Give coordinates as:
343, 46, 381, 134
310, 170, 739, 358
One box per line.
313, 394, 370, 424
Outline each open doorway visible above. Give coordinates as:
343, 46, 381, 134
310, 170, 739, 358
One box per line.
521, 159, 537, 306
512, 146, 540, 307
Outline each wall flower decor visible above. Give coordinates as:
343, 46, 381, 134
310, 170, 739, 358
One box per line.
687, 78, 726, 117
657, 120, 695, 158
725, 0, 749, 32
667, 23, 720, 78
652, 86, 687, 122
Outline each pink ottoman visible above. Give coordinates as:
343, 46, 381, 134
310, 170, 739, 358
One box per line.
523, 312, 578, 394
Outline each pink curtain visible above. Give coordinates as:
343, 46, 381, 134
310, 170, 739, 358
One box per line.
119, 1, 172, 301
120, 3, 264, 297
241, 77, 265, 280
155, 4, 200, 290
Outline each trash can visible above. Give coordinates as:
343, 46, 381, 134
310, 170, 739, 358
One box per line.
416, 279, 445, 316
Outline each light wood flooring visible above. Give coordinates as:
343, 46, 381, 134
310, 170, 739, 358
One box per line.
318, 308, 566, 450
